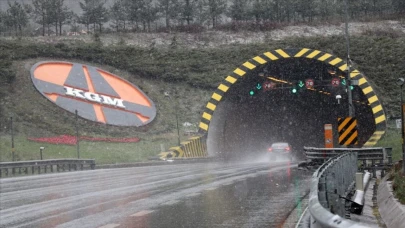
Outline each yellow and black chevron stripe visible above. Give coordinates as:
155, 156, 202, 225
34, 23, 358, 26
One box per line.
159, 135, 207, 160
338, 117, 359, 145
198, 48, 387, 147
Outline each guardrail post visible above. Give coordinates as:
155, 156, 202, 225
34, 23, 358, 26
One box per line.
326, 168, 338, 214
356, 172, 364, 190
371, 160, 376, 178
319, 175, 328, 208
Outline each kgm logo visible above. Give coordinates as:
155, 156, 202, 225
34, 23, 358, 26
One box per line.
30, 61, 156, 127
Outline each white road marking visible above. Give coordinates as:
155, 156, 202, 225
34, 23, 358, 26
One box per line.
205, 187, 217, 191
187, 192, 201, 197
98, 224, 120, 228
161, 200, 180, 206
130, 210, 154, 217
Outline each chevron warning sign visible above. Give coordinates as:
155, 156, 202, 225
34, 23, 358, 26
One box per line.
338, 117, 358, 145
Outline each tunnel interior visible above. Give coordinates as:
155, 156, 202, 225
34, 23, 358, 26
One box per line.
207, 58, 376, 161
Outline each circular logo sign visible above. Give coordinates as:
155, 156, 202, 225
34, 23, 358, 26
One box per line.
30, 61, 156, 127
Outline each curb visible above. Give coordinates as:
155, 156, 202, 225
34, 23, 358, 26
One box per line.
377, 174, 405, 228
96, 157, 218, 169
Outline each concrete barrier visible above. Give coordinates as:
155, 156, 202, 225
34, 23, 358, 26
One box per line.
377, 175, 405, 228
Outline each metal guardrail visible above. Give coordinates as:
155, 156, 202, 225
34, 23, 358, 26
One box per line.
304, 147, 392, 161
0, 159, 96, 178
304, 147, 392, 177
308, 152, 370, 228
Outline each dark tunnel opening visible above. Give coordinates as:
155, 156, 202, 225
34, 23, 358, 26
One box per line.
207, 58, 375, 161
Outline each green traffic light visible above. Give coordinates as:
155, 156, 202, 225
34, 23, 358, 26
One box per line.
249, 90, 255, 96
350, 85, 354, 90
298, 81, 304, 88
292, 88, 297, 93
256, 83, 262, 90
341, 79, 347, 86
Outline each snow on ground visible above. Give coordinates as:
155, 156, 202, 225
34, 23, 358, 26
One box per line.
4, 20, 405, 48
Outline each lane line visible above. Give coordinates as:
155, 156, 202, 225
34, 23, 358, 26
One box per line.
130, 210, 154, 217
98, 223, 120, 228
295, 206, 309, 228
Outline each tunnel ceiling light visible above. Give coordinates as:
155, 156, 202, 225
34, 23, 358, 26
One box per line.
267, 77, 290, 84
328, 69, 336, 75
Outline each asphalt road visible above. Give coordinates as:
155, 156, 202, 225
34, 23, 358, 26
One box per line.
0, 160, 311, 228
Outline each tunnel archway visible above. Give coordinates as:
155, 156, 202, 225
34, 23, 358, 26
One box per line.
198, 48, 386, 159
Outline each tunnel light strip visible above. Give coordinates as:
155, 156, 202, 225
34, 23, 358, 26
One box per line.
267, 77, 290, 84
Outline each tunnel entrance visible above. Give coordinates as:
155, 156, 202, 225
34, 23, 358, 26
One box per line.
199, 48, 386, 161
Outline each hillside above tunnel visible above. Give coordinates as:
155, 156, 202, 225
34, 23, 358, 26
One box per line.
1, 29, 405, 162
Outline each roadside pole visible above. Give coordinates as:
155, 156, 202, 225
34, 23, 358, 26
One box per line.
344, 0, 355, 118
11, 116, 15, 162
75, 110, 80, 159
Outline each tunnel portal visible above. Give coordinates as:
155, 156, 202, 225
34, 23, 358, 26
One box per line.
199, 49, 386, 160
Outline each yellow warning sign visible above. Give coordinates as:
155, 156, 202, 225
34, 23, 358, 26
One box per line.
338, 117, 358, 145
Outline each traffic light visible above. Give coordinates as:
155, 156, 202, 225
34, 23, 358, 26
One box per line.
298, 80, 305, 88
256, 83, 262, 90
249, 90, 255, 96
341, 79, 354, 90
291, 86, 298, 94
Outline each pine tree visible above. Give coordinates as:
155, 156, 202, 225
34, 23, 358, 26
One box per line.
4, 2, 29, 35
205, 0, 227, 27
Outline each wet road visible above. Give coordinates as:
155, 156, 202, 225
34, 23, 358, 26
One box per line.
0, 161, 311, 228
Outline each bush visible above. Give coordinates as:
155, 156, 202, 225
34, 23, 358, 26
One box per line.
361, 27, 405, 38
215, 21, 285, 32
